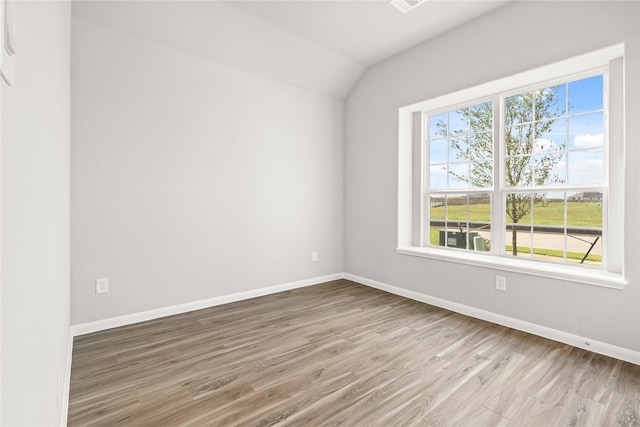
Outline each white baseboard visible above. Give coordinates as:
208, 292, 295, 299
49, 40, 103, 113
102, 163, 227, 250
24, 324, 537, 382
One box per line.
60, 331, 73, 427
344, 273, 640, 365
71, 273, 344, 337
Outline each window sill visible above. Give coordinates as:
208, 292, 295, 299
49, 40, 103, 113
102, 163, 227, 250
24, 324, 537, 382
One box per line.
396, 246, 627, 290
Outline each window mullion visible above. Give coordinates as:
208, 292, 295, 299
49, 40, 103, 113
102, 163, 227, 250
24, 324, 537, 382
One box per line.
421, 112, 429, 247
492, 94, 505, 255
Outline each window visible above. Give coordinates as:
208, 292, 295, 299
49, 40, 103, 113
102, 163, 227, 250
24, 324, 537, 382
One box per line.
426, 101, 494, 253
426, 74, 605, 267
397, 45, 625, 288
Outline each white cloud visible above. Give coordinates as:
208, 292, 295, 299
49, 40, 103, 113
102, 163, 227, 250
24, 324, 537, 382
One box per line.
570, 156, 603, 184
573, 133, 603, 149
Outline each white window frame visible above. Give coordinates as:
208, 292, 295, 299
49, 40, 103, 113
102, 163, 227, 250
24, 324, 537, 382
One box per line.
421, 97, 495, 251
397, 45, 626, 289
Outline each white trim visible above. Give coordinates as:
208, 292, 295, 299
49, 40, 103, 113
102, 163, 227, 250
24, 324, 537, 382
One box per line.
70, 273, 344, 336
396, 246, 626, 289
402, 45, 624, 114
60, 333, 73, 427
399, 45, 626, 286
398, 108, 414, 248
344, 273, 639, 365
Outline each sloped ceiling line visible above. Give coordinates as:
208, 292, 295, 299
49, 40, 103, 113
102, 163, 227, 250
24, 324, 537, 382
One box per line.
72, 0, 510, 99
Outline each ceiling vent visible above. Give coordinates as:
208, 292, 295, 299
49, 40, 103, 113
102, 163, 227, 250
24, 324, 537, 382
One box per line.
390, 0, 427, 13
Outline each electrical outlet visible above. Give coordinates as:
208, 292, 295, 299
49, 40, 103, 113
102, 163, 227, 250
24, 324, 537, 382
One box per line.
311, 251, 318, 262
495, 276, 506, 291
95, 277, 109, 294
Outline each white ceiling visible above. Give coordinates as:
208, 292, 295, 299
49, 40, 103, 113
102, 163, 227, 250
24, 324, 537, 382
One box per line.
225, 0, 511, 67
72, 0, 511, 98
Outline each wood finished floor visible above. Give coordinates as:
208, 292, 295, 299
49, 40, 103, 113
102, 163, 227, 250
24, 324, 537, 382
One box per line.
68, 280, 640, 426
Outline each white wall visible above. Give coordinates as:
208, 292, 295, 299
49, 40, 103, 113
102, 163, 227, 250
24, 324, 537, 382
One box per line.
71, 18, 344, 325
1, 1, 71, 425
345, 1, 640, 352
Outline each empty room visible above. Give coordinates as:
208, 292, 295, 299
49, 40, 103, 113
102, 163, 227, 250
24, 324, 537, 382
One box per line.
2, 0, 640, 425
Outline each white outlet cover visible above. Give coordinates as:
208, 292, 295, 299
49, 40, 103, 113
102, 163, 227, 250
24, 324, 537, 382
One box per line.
95, 277, 109, 294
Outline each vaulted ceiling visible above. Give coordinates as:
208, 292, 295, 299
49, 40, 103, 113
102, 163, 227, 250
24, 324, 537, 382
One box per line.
72, 0, 511, 98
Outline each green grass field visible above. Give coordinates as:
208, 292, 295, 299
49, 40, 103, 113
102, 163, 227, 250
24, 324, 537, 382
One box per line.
430, 201, 602, 227
428, 201, 603, 263
428, 228, 601, 263
505, 245, 602, 262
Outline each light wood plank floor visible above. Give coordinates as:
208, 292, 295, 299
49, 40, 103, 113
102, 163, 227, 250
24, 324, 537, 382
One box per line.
68, 279, 640, 426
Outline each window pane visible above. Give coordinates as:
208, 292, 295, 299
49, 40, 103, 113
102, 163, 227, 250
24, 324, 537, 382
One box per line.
531, 193, 565, 262
533, 193, 564, 225
505, 125, 532, 156
449, 137, 468, 162
569, 75, 603, 114
427, 102, 493, 192
498, 191, 604, 266
449, 108, 469, 135
429, 138, 447, 164
533, 153, 564, 185
429, 196, 446, 221
429, 113, 447, 140
549, 153, 567, 184
469, 195, 491, 251
505, 155, 533, 187
449, 163, 469, 188
535, 84, 566, 121
445, 195, 467, 222
505, 81, 569, 191
505, 93, 533, 126
430, 164, 448, 189
532, 228, 566, 263
569, 113, 604, 150
567, 194, 603, 227
468, 195, 491, 223
470, 102, 493, 132
567, 236, 602, 266
429, 226, 442, 246
506, 120, 565, 186
468, 133, 493, 188
505, 193, 531, 225
506, 227, 532, 258
568, 150, 604, 184
567, 195, 602, 267
429, 196, 446, 246
428, 194, 488, 252
469, 132, 493, 154
536, 118, 566, 153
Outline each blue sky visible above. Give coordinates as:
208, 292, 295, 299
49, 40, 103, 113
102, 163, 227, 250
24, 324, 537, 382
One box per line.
429, 74, 604, 189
